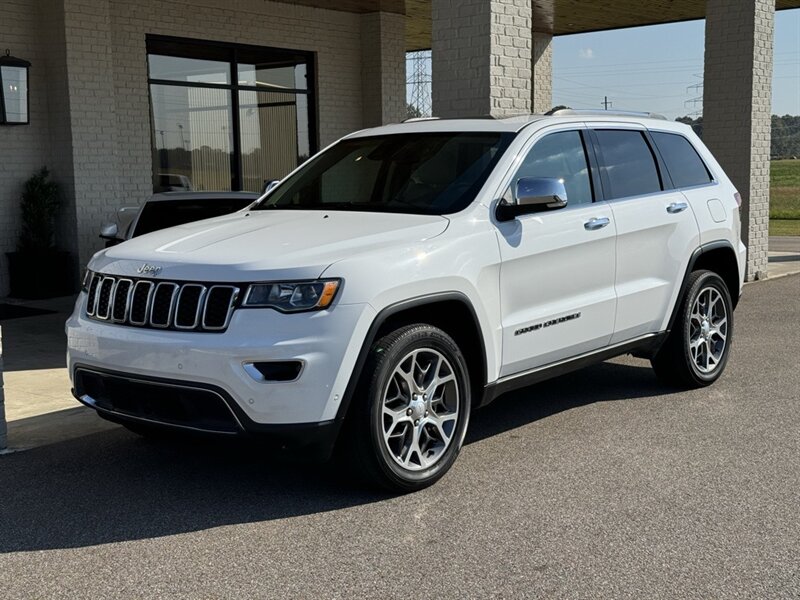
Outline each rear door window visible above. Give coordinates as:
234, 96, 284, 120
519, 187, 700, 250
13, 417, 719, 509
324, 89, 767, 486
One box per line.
651, 131, 713, 188
594, 130, 662, 200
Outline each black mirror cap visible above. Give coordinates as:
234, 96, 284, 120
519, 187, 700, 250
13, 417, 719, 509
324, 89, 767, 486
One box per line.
495, 198, 568, 222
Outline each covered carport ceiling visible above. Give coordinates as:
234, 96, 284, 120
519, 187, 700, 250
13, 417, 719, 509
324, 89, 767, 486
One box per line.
279, 0, 800, 50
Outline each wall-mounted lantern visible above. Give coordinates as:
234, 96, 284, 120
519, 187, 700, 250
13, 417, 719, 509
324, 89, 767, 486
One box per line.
0, 49, 31, 125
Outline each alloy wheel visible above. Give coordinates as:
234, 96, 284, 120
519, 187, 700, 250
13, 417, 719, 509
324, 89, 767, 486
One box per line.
381, 348, 460, 471
688, 286, 728, 374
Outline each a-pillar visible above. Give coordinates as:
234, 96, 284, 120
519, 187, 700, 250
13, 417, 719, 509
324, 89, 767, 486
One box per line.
703, 0, 775, 280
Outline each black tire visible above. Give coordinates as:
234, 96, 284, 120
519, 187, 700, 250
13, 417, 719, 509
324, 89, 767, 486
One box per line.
651, 270, 734, 388
340, 324, 472, 492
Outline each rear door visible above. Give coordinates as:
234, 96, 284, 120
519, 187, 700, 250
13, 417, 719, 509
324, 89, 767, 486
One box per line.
588, 125, 700, 343
495, 125, 618, 376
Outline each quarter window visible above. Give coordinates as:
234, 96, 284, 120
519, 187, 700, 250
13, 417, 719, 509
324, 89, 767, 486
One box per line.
595, 130, 662, 199
513, 131, 593, 206
651, 131, 713, 188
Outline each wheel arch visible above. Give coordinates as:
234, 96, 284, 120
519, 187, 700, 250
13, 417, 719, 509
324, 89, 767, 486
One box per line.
666, 240, 741, 335
335, 292, 489, 426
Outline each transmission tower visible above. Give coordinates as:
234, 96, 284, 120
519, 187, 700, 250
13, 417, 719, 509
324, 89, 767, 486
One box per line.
406, 50, 432, 118
684, 74, 703, 117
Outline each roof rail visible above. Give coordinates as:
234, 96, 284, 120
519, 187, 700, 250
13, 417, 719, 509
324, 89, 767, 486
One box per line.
402, 116, 441, 123
546, 108, 668, 121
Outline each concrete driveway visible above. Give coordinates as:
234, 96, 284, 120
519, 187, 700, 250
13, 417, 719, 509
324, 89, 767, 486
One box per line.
1, 274, 799, 599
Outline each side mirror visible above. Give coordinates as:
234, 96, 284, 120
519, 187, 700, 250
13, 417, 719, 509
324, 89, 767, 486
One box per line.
99, 223, 122, 247
496, 177, 568, 222
262, 179, 280, 195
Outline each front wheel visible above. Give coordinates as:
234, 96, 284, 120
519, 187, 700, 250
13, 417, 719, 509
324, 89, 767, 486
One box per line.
651, 270, 734, 388
341, 324, 471, 492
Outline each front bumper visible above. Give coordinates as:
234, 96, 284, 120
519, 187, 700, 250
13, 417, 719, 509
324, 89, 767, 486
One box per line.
72, 366, 341, 457
67, 293, 376, 426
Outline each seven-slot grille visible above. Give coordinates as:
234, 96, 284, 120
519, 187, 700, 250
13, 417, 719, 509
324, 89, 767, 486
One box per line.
85, 273, 239, 332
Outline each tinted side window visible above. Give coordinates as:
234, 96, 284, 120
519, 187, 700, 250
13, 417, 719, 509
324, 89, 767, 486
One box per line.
651, 131, 712, 188
514, 131, 593, 206
595, 130, 662, 199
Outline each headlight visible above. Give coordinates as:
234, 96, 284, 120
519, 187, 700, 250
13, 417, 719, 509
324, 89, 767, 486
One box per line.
242, 279, 340, 313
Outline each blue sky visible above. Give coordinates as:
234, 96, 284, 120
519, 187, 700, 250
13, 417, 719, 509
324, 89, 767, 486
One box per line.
552, 8, 800, 119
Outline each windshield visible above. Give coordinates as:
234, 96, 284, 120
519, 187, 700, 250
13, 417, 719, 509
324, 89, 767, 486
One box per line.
253, 132, 513, 215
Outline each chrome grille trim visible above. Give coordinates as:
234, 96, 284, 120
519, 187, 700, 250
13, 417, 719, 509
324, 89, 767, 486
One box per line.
150, 282, 179, 328
86, 275, 101, 316
84, 273, 240, 332
95, 277, 115, 320
174, 284, 207, 330
202, 286, 239, 331
110, 279, 133, 323
129, 280, 154, 326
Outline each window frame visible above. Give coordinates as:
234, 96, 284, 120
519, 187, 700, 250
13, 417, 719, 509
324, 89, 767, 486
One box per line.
498, 126, 603, 211
587, 126, 669, 202
146, 34, 318, 192
647, 129, 717, 191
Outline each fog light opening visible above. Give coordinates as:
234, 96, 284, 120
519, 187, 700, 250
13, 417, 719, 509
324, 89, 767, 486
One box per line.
243, 361, 304, 383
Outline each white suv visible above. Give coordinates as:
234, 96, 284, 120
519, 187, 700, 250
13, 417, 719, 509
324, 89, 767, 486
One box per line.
67, 110, 746, 491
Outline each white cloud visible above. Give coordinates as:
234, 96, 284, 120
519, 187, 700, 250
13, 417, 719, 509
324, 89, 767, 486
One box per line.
579, 48, 594, 59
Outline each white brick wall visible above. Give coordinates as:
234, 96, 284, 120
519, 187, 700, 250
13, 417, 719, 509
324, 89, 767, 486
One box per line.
703, 0, 774, 281
431, 0, 551, 118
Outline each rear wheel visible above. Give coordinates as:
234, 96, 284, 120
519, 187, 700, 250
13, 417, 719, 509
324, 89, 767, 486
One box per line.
341, 324, 471, 492
651, 270, 734, 388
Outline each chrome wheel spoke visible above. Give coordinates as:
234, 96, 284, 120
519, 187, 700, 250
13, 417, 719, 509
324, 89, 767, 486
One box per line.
381, 347, 460, 472
688, 286, 728, 374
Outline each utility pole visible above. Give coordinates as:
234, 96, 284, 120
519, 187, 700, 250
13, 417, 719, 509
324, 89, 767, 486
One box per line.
602, 96, 613, 110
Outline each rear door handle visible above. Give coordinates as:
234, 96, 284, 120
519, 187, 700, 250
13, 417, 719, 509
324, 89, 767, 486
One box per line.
667, 202, 689, 214
584, 217, 610, 231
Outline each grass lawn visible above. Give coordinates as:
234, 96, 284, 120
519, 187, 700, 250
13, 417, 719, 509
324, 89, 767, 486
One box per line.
769, 219, 800, 236
770, 159, 800, 235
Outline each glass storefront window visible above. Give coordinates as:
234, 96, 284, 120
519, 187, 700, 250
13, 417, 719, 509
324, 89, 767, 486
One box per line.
150, 84, 234, 192
147, 37, 316, 193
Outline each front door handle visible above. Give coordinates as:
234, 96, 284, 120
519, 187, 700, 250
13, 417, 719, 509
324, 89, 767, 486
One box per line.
584, 216, 610, 231
667, 202, 689, 214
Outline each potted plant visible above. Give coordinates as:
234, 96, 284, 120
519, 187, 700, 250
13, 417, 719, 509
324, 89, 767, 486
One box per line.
6, 167, 74, 298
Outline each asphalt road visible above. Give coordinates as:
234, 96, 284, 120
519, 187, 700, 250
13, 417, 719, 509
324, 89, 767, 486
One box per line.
1, 275, 799, 599
770, 235, 800, 254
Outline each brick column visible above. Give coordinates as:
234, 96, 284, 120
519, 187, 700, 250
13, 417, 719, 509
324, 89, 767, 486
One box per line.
361, 12, 407, 127
61, 0, 122, 271
532, 31, 553, 114
432, 0, 552, 118
0, 328, 6, 451
703, 0, 774, 281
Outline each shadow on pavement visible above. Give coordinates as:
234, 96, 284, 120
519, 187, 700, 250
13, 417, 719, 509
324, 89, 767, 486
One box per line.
0, 360, 667, 553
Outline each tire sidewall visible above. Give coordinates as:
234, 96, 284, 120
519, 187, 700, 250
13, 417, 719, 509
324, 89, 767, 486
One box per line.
367, 327, 471, 490
680, 272, 734, 384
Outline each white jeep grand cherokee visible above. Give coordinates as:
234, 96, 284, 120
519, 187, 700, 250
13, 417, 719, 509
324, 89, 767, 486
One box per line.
67, 110, 746, 491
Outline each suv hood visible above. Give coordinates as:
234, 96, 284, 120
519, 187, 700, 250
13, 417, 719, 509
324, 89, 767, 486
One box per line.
91, 210, 450, 281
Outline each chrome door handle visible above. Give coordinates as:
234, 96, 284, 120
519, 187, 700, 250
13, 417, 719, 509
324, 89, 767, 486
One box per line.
584, 217, 610, 231
667, 202, 689, 214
